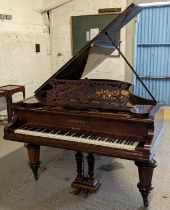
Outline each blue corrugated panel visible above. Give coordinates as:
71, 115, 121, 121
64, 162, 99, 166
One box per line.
134, 4, 170, 105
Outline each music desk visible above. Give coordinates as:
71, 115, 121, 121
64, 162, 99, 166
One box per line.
0, 85, 25, 122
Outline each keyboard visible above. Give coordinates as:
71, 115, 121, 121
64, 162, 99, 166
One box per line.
14, 125, 139, 151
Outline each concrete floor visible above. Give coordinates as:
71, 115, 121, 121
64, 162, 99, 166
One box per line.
0, 118, 169, 210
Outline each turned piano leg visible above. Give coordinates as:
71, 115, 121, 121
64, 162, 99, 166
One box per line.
75, 152, 84, 180
86, 153, 100, 191
71, 152, 84, 190
87, 153, 95, 180
135, 159, 157, 207
25, 144, 41, 180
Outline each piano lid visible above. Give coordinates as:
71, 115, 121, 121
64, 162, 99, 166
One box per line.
35, 3, 143, 95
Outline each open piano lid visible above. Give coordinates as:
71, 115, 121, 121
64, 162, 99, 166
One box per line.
35, 3, 143, 95
32, 4, 159, 116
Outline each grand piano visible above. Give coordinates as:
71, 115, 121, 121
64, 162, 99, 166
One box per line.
3, 4, 163, 207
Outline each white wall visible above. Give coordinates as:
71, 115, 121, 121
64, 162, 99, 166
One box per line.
48, 0, 128, 81
0, 0, 51, 98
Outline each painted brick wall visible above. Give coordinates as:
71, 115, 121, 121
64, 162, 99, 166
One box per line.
0, 0, 51, 99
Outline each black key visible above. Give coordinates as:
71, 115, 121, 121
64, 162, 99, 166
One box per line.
72, 133, 77, 137
119, 139, 124, 144
78, 134, 84, 138
22, 124, 31, 130
23, 126, 30, 130
87, 135, 93, 139
127, 141, 131, 145
30, 127, 38, 131
74, 133, 80, 137
86, 134, 91, 138
95, 135, 100, 140
45, 129, 52, 133
61, 131, 67, 135
110, 138, 116, 143
81, 134, 88, 138
101, 137, 106, 141
96, 136, 101, 141
109, 138, 115, 142
93, 136, 98, 140
85, 135, 91, 139
92, 135, 97, 139
42, 129, 47, 133
49, 129, 55, 134
72, 133, 78, 137
25, 127, 33, 131
58, 130, 64, 135
125, 140, 129, 144
106, 137, 111, 142
129, 140, 134, 145
117, 139, 122, 144
63, 131, 69, 135
34, 128, 41, 132
76, 133, 81, 137
103, 137, 109, 142
52, 130, 60, 134
65, 132, 71, 136
98, 136, 104, 141
19, 125, 27, 129
67, 131, 74, 136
